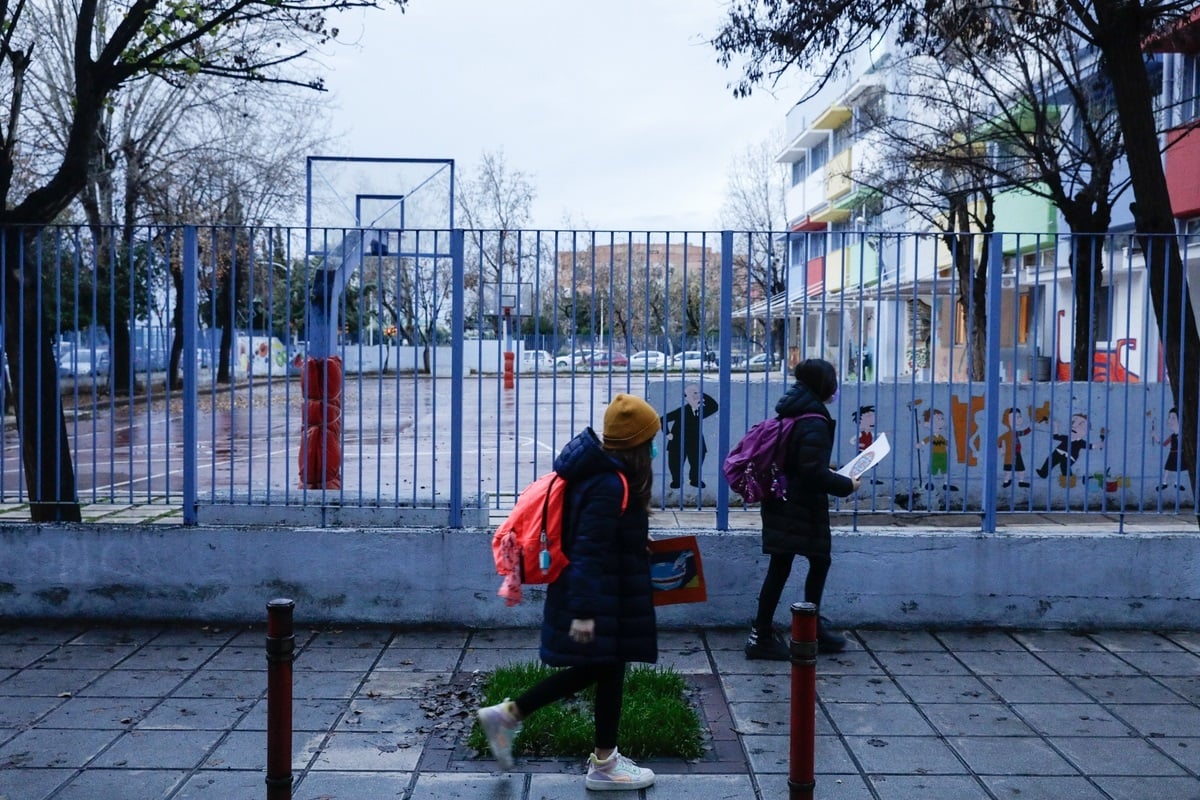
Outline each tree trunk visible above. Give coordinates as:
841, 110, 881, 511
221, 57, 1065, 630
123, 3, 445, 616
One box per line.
168, 264, 185, 389
1069, 234, 1104, 382
2, 231, 81, 522
1094, 1, 1200, 506
216, 261, 234, 384
945, 198, 987, 381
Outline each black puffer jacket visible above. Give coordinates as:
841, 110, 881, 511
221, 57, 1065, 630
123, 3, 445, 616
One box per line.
539, 428, 657, 667
760, 382, 855, 557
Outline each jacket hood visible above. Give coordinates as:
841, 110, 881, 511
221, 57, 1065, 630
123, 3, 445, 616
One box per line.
554, 427, 625, 482
775, 381, 830, 419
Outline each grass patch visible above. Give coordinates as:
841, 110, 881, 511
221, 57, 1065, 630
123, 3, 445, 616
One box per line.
467, 661, 705, 761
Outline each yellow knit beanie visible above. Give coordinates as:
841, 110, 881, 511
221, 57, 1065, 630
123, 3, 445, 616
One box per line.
602, 394, 660, 450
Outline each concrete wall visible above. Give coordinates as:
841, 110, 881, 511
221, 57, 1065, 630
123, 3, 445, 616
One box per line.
2, 524, 1197, 630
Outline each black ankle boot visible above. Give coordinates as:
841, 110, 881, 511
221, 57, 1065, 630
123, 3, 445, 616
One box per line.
817, 617, 847, 654
744, 625, 789, 661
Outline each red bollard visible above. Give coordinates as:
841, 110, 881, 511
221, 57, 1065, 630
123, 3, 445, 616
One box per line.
266, 599, 295, 800
789, 601, 818, 800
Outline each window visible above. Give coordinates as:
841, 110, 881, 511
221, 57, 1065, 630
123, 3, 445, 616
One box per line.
1094, 283, 1113, 343
791, 159, 805, 187
858, 91, 886, 129
954, 300, 968, 345
832, 118, 854, 152
1183, 54, 1200, 124
1017, 293, 1031, 345
808, 138, 829, 171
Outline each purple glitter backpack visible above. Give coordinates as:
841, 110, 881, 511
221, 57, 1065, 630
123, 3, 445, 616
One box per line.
722, 413, 824, 503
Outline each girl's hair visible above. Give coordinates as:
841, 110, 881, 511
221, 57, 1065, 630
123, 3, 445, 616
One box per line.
794, 358, 839, 401
603, 440, 654, 511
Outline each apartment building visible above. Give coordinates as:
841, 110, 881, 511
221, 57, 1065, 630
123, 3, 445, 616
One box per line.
773, 16, 1200, 387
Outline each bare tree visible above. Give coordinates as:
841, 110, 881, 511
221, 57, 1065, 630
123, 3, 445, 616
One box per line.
867, 20, 1127, 380
720, 134, 789, 359
712, 0, 1200, 501
0, 0, 406, 520
456, 149, 547, 336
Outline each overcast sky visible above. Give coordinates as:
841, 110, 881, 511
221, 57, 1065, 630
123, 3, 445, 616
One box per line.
320, 0, 794, 231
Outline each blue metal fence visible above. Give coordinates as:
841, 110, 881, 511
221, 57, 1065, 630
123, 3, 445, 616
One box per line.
0, 224, 1195, 529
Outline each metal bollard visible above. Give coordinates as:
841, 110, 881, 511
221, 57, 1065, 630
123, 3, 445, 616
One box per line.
266, 598, 295, 800
789, 601, 818, 800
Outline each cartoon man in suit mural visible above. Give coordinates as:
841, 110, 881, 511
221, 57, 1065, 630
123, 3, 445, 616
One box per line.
662, 383, 718, 489
1036, 412, 1104, 482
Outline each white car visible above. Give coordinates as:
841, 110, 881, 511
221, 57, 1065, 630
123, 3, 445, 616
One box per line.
670, 350, 707, 370
58, 348, 110, 377
628, 350, 666, 370
520, 350, 555, 371
554, 349, 598, 369
746, 353, 782, 372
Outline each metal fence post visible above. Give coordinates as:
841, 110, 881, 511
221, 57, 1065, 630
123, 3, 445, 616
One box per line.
450, 228, 465, 528
982, 232, 1004, 532
182, 226, 198, 525
266, 598, 295, 800
717, 231, 734, 531
789, 601, 818, 800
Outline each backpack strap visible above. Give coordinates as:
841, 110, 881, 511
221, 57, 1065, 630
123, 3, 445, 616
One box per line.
616, 471, 629, 514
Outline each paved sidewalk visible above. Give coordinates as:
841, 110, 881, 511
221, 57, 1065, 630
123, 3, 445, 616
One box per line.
1, 622, 1198, 799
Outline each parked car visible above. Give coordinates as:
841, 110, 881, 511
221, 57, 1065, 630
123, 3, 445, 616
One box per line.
58, 347, 110, 377
554, 349, 599, 369
670, 350, 707, 370
586, 351, 628, 369
628, 350, 667, 370
746, 353, 781, 372
520, 350, 555, 370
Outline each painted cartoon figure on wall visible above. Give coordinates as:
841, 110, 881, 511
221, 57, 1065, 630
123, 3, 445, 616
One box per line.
1151, 407, 1183, 492
920, 408, 958, 507
1035, 412, 1105, 487
997, 407, 1032, 488
662, 383, 718, 490
851, 405, 885, 486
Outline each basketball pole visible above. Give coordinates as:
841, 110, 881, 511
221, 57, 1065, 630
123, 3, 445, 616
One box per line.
503, 307, 515, 390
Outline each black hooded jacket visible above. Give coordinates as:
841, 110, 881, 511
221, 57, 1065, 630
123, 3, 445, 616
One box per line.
759, 382, 856, 556
538, 428, 657, 667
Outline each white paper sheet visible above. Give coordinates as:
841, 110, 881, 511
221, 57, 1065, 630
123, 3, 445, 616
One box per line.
837, 432, 891, 478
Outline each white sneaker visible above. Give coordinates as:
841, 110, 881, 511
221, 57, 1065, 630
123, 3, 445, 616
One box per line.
585, 747, 656, 791
476, 699, 522, 770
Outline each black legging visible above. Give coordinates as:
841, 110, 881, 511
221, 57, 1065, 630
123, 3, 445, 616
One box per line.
754, 553, 831, 630
513, 662, 626, 750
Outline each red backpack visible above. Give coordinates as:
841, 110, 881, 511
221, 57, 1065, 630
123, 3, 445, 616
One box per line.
492, 471, 629, 606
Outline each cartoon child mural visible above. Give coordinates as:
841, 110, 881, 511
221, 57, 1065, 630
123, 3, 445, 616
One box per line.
921, 408, 958, 493
997, 407, 1032, 488
851, 405, 885, 486
1151, 407, 1183, 491
1035, 412, 1105, 483
662, 383, 718, 489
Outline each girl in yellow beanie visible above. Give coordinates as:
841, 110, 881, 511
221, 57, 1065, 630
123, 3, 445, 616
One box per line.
478, 393, 660, 791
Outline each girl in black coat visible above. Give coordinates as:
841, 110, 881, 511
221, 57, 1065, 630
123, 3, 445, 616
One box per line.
477, 393, 660, 791
746, 359, 859, 660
